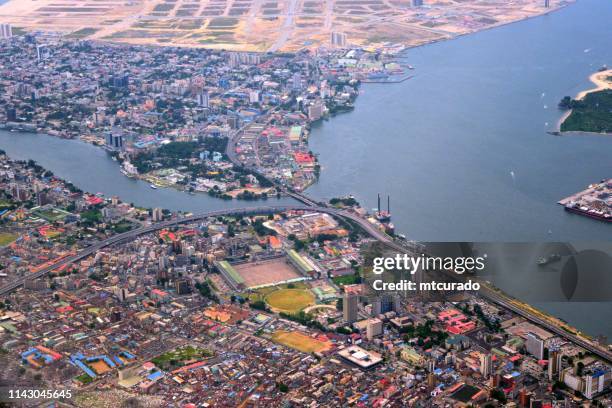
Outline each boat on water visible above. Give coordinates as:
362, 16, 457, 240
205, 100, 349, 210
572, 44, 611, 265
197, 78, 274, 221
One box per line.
537, 254, 562, 266
150, 184, 158, 190
564, 202, 611, 223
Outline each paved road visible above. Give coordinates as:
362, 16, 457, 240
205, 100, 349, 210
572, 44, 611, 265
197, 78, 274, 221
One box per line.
1, 203, 609, 362
437, 269, 612, 363
0, 205, 393, 296
225, 123, 326, 208
479, 286, 612, 363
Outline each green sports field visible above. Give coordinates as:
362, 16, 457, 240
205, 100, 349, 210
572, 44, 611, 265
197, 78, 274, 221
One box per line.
0, 232, 17, 246
265, 288, 315, 313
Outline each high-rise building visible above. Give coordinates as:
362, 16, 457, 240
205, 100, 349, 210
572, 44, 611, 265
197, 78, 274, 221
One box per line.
544, 0, 550, 8
480, 353, 493, 378
371, 294, 399, 316
152, 207, 164, 222
371, 297, 382, 316
196, 90, 209, 108
175, 279, 191, 295
519, 388, 531, 408
307, 102, 323, 121
525, 332, 545, 359
11, 183, 28, 201
105, 128, 124, 151
37, 191, 50, 207
5, 106, 17, 122
114, 287, 128, 302
158, 255, 168, 270
331, 32, 347, 48
157, 267, 169, 283
229, 52, 239, 67
36, 44, 50, 62
343, 292, 358, 323
0, 23, 13, 39
366, 318, 383, 340
427, 372, 436, 388
548, 349, 562, 381
110, 73, 129, 88
227, 115, 238, 129
392, 294, 401, 312
292, 73, 302, 91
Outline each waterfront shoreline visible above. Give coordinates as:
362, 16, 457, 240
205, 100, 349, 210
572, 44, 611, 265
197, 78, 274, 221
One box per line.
556, 68, 612, 133
0, 0, 576, 205
0, 147, 608, 355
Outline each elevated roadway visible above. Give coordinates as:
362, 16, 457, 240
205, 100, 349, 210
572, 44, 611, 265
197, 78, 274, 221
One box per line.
0, 205, 394, 296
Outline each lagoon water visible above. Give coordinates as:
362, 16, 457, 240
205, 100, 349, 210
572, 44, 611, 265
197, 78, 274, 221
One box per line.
0, 133, 298, 212
1, 0, 611, 337
308, 0, 612, 242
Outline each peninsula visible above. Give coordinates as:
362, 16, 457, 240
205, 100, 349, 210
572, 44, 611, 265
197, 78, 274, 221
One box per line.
558, 68, 612, 134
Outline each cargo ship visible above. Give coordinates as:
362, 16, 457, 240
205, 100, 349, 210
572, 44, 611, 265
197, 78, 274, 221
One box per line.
537, 254, 562, 266
564, 202, 611, 223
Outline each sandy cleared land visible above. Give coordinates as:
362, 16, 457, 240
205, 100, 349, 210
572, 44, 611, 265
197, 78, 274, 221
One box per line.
234, 258, 302, 288
0, 0, 573, 52
271, 330, 332, 353
89, 359, 112, 375
575, 69, 612, 100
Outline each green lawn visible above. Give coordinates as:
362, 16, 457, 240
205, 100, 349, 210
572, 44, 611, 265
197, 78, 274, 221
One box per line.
75, 373, 94, 384
332, 274, 360, 286
32, 206, 71, 222
151, 346, 211, 370
265, 289, 315, 313
0, 199, 14, 208
0, 232, 17, 246
241, 281, 309, 303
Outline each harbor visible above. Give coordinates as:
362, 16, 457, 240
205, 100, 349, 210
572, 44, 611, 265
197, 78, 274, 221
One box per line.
558, 179, 612, 223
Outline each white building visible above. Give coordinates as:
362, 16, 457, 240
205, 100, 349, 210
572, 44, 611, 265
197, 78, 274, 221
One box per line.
366, 318, 383, 340
331, 32, 347, 48
152, 207, 164, 222
480, 353, 493, 378
525, 332, 544, 360
0, 23, 13, 39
